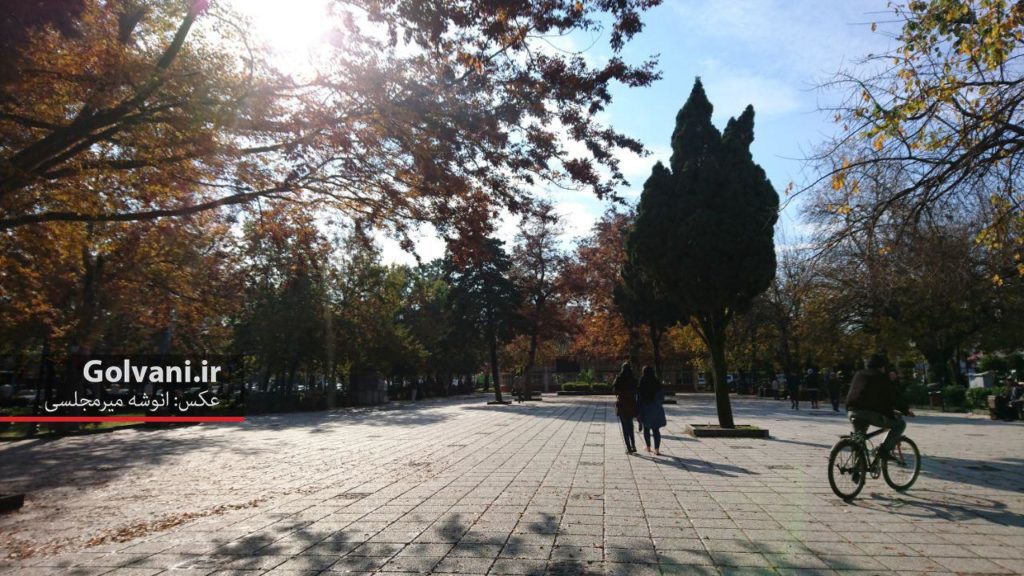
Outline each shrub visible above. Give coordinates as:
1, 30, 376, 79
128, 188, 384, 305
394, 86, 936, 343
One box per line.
578, 369, 596, 384
942, 385, 967, 407
560, 382, 612, 393
904, 382, 929, 406
966, 385, 1009, 409
1010, 353, 1024, 375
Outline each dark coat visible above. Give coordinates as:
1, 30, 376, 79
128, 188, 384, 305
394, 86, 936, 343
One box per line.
846, 368, 908, 417
826, 373, 840, 396
637, 372, 666, 428
638, 390, 666, 428
613, 372, 637, 418
804, 370, 819, 390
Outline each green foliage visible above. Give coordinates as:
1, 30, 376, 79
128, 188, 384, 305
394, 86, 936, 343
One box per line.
560, 382, 612, 394
1012, 354, 1024, 375
942, 384, 967, 407
578, 368, 596, 384
979, 355, 1010, 375
614, 235, 683, 376
904, 381, 929, 407
626, 78, 779, 427
966, 386, 1010, 409
444, 238, 523, 402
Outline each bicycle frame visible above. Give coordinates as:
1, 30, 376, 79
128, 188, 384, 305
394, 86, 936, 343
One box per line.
848, 426, 905, 471
830, 419, 919, 500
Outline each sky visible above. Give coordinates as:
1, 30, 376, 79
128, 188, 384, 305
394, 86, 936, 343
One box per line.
234, 0, 897, 264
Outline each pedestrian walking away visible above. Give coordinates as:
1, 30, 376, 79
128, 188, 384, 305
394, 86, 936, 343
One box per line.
826, 369, 841, 412
787, 371, 800, 410
637, 365, 667, 455
805, 367, 820, 409
613, 361, 639, 454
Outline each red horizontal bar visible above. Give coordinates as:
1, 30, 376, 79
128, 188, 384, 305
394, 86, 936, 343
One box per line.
0, 416, 244, 423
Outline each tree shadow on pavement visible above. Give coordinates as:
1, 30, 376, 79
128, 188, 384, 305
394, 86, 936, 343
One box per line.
187, 506, 607, 575
0, 426, 259, 494
920, 455, 1024, 494
859, 488, 1024, 527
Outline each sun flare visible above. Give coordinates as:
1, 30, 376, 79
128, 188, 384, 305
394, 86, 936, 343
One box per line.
231, 0, 333, 72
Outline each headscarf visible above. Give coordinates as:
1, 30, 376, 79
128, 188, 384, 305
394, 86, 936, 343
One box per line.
614, 361, 636, 391
638, 365, 660, 404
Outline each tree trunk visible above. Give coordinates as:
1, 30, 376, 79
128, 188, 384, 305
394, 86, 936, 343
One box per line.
285, 360, 298, 395
627, 322, 642, 367
489, 322, 503, 403
649, 324, 663, 380
922, 346, 955, 385
777, 318, 792, 373
259, 365, 271, 392
699, 314, 735, 428
524, 330, 539, 397
749, 325, 758, 380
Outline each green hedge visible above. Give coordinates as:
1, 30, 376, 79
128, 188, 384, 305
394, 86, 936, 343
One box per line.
561, 382, 612, 393
942, 385, 967, 407
904, 382, 929, 406
965, 386, 1010, 409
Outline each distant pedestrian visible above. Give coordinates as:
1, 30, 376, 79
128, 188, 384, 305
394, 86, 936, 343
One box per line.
805, 368, 820, 409
613, 361, 638, 454
1010, 382, 1024, 420
786, 372, 800, 410
826, 370, 841, 412
771, 373, 781, 400
637, 366, 667, 456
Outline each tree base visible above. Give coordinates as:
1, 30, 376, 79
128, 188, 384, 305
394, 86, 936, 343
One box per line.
487, 400, 512, 405
685, 424, 769, 438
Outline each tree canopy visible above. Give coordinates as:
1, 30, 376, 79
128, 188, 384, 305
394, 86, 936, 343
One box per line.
816, 0, 1024, 276
0, 0, 660, 248
444, 237, 522, 403
627, 78, 778, 427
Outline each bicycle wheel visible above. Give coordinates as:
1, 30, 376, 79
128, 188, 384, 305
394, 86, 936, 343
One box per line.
882, 436, 920, 492
828, 438, 867, 501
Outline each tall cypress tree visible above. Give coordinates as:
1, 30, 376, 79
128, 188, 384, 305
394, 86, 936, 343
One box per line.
626, 78, 778, 428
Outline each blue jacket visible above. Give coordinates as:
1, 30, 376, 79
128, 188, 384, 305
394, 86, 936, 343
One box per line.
637, 389, 666, 429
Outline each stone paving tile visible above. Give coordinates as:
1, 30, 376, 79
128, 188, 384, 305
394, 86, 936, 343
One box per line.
1, 394, 1022, 575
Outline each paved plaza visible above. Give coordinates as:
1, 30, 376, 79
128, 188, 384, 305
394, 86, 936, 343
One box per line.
1, 394, 1022, 575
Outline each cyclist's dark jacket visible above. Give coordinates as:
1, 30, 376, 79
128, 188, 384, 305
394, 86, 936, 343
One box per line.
845, 368, 908, 417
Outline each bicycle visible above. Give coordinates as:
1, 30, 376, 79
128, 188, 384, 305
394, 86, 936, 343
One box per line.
827, 413, 921, 501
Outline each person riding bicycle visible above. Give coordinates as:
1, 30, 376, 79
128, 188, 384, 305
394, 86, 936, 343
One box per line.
846, 353, 914, 461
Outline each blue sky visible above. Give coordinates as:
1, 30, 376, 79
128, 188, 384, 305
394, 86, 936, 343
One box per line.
237, 0, 896, 263
551, 0, 896, 250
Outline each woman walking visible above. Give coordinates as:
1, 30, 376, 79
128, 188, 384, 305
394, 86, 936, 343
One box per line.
637, 366, 667, 455
612, 362, 638, 454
